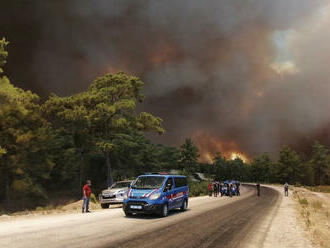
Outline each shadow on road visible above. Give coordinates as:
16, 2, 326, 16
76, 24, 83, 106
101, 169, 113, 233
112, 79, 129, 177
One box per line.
124, 209, 191, 219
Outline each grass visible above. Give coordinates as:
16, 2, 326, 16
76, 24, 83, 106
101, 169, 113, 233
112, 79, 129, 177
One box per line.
311, 200, 323, 211
294, 187, 330, 248
306, 186, 330, 193
299, 197, 309, 206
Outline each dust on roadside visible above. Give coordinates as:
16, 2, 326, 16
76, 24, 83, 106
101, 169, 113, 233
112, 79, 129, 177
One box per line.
0, 200, 121, 222
293, 187, 330, 248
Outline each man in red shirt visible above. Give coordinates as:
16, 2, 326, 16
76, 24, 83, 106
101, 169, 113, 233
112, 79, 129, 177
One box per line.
82, 180, 92, 213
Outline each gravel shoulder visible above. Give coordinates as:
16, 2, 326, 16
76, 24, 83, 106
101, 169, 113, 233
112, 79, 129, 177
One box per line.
251, 185, 317, 248
293, 187, 330, 248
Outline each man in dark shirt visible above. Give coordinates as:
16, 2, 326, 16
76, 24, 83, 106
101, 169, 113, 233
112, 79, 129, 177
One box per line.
236, 182, 240, 196
256, 183, 260, 197
82, 180, 92, 213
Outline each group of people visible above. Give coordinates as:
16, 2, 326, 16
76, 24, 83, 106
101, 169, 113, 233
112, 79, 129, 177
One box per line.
208, 181, 240, 197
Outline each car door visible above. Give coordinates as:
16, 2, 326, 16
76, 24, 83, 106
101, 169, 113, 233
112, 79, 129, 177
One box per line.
164, 177, 175, 209
173, 177, 185, 208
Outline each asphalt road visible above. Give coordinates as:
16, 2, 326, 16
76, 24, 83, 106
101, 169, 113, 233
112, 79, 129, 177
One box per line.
109, 185, 280, 248
0, 185, 279, 248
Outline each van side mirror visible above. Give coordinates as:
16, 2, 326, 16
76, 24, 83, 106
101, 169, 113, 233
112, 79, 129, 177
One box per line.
164, 184, 172, 192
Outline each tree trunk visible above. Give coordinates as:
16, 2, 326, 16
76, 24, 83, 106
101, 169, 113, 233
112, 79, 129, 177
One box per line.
79, 150, 84, 194
106, 151, 113, 187
4, 170, 10, 211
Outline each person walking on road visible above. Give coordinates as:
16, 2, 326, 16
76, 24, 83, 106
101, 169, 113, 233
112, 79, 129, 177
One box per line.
82, 180, 92, 213
256, 183, 260, 197
284, 182, 289, 197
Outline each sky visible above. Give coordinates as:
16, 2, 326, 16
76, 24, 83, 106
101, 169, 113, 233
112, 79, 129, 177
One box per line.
1, 1, 330, 160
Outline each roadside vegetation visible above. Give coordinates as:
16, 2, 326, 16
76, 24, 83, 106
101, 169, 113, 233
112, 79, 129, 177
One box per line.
1, 38, 330, 213
306, 186, 330, 193
293, 188, 330, 248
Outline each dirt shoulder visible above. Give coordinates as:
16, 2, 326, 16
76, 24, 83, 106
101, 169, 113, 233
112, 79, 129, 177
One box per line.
0, 200, 104, 222
293, 187, 330, 248
245, 185, 317, 248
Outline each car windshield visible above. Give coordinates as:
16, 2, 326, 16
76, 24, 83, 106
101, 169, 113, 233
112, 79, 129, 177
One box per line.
111, 182, 131, 189
131, 176, 165, 189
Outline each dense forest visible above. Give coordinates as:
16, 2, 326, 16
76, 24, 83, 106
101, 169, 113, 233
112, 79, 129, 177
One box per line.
1, 39, 330, 212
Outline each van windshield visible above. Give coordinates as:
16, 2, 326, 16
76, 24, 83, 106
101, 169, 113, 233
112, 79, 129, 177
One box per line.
131, 176, 165, 189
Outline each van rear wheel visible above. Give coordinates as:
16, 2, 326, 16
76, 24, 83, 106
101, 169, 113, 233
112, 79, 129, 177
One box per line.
180, 199, 188, 211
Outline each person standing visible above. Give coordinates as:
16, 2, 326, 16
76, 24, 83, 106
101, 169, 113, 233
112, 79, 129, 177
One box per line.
213, 181, 218, 197
256, 183, 260, 197
284, 182, 289, 197
208, 182, 213, 197
82, 180, 92, 213
229, 183, 233, 197
236, 182, 240, 196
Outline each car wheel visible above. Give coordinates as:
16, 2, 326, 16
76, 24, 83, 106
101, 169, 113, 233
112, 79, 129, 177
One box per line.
180, 199, 188, 211
160, 204, 168, 217
101, 203, 110, 209
124, 211, 132, 217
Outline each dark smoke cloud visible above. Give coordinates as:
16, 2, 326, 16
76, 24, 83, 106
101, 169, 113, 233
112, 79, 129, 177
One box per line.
1, 0, 330, 158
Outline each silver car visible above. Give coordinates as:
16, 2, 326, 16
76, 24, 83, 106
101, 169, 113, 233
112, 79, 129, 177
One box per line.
99, 181, 132, 209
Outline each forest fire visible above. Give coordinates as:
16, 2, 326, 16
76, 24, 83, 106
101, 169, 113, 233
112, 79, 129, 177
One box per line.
194, 131, 249, 163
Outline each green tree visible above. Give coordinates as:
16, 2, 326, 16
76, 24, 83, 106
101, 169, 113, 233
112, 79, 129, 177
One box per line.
178, 138, 200, 173
43, 72, 164, 187
212, 153, 227, 180
275, 146, 304, 184
0, 38, 9, 73
309, 142, 330, 185
43, 93, 93, 191
249, 153, 273, 183
0, 77, 53, 210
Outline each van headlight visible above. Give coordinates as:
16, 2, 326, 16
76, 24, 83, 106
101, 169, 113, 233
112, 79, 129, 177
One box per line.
149, 192, 161, 200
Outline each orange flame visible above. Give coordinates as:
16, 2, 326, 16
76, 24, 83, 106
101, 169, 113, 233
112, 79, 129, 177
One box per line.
193, 130, 249, 163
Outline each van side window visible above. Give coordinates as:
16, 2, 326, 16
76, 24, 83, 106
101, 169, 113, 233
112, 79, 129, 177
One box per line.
174, 177, 187, 188
164, 178, 173, 191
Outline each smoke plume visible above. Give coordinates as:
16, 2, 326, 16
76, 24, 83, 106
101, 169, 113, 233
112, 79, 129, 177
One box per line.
1, 0, 330, 158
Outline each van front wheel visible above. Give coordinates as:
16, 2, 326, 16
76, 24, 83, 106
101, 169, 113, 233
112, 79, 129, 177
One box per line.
160, 204, 168, 217
180, 199, 188, 211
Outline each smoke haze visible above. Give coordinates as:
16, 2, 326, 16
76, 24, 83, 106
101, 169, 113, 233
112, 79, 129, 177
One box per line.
1, 0, 330, 159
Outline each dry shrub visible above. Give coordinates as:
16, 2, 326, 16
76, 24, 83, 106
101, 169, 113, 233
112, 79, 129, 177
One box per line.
299, 198, 309, 206
312, 200, 323, 211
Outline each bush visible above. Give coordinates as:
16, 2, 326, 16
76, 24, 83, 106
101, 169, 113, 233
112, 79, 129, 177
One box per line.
90, 193, 98, 204
189, 181, 209, 197
35, 206, 44, 211
299, 198, 308, 206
